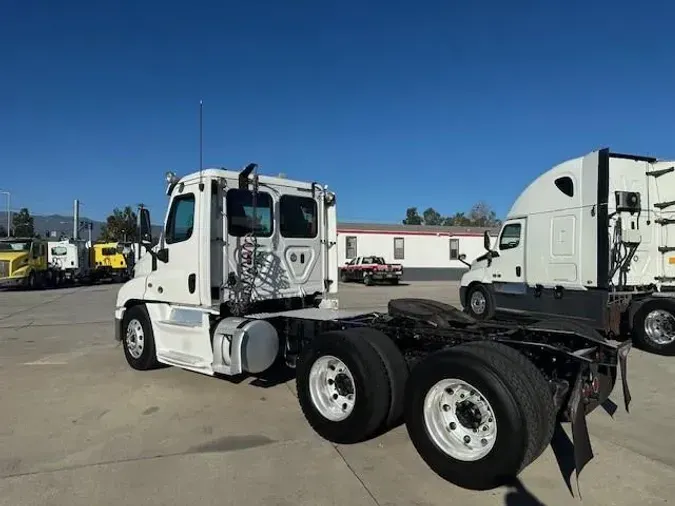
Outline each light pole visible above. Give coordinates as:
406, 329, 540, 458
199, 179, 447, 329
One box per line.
0, 190, 10, 237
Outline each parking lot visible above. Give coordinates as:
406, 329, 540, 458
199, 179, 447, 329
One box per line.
1, 281, 675, 506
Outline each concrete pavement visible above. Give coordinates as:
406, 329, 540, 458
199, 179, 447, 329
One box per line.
1, 281, 674, 505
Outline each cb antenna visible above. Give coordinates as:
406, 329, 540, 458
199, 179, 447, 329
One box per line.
198, 99, 204, 191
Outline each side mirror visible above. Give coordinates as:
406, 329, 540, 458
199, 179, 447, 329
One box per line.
138, 207, 153, 245
483, 230, 492, 251
459, 253, 466, 261
458, 253, 471, 267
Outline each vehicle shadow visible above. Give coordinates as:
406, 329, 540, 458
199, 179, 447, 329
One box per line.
214, 359, 296, 389
503, 478, 547, 506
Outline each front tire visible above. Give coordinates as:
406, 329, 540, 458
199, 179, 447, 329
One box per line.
26, 271, 36, 290
296, 329, 392, 444
464, 283, 495, 320
632, 298, 675, 356
404, 343, 543, 490
122, 304, 161, 370
363, 273, 374, 286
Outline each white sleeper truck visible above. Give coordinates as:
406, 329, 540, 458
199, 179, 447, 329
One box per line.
114, 162, 632, 492
48, 239, 92, 285
460, 148, 675, 356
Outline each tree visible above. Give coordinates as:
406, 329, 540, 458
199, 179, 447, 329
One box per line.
401, 202, 502, 228
100, 206, 138, 242
422, 207, 443, 226
402, 207, 423, 225
12, 208, 34, 237
467, 201, 501, 227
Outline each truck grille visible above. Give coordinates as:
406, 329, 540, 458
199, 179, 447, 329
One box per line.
0, 260, 9, 278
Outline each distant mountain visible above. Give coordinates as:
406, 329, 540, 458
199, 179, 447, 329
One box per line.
0, 212, 163, 241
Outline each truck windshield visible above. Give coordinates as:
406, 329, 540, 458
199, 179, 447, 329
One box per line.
0, 241, 31, 251
51, 246, 68, 256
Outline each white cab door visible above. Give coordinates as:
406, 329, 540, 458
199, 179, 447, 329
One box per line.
491, 218, 527, 295
225, 186, 275, 302
278, 194, 322, 292
146, 183, 202, 306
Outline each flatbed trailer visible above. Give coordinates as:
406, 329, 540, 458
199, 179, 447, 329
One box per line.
114, 163, 632, 493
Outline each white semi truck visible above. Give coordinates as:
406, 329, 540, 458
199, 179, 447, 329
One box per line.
47, 239, 93, 285
114, 162, 632, 491
459, 148, 675, 356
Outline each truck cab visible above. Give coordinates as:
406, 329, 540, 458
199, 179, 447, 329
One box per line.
0, 237, 49, 289
114, 164, 339, 374
460, 148, 675, 355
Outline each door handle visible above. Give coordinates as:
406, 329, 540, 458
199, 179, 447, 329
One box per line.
516, 266, 521, 277
188, 273, 196, 294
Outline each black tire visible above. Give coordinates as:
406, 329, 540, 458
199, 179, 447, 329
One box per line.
404, 343, 541, 490
458, 341, 556, 463
348, 327, 409, 430
340, 271, 349, 283
296, 329, 391, 444
121, 304, 161, 370
464, 283, 495, 320
363, 273, 374, 286
527, 318, 617, 416
390, 278, 399, 285
632, 298, 675, 356
26, 271, 36, 290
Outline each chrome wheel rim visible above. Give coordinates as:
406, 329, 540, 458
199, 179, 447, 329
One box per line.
308, 355, 356, 422
644, 309, 675, 345
423, 378, 497, 461
470, 290, 486, 315
126, 319, 145, 359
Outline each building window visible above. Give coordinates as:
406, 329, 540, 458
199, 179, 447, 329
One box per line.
226, 188, 273, 237
393, 237, 404, 260
165, 193, 196, 244
449, 238, 459, 260
345, 236, 357, 259
280, 195, 318, 238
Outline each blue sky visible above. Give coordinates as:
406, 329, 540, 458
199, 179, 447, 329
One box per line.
1, 0, 674, 224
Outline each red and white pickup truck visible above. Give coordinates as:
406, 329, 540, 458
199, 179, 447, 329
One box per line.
339, 256, 403, 285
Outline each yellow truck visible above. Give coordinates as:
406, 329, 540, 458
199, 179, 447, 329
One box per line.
0, 237, 57, 289
90, 241, 133, 282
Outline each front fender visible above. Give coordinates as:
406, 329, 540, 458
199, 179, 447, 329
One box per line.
11, 265, 32, 278
115, 276, 148, 308
114, 276, 148, 341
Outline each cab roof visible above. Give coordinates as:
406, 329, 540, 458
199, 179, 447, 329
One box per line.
177, 167, 323, 191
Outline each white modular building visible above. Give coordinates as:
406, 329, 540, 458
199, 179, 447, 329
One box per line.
337, 222, 500, 281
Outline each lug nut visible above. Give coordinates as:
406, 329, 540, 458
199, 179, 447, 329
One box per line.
333, 394, 338, 400
482, 425, 488, 431
446, 388, 454, 395
449, 422, 456, 430
488, 417, 493, 423
481, 438, 488, 446
460, 393, 465, 399
463, 435, 471, 444
328, 379, 334, 385
442, 404, 450, 412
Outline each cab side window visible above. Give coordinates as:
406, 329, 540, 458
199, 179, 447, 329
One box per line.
227, 188, 273, 237
280, 195, 318, 238
165, 193, 196, 244
499, 223, 522, 250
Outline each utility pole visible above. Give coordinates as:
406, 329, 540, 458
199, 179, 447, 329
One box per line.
0, 190, 10, 237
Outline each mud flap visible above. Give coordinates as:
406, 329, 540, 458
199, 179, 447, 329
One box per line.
566, 369, 593, 496
566, 341, 632, 497
618, 341, 632, 412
